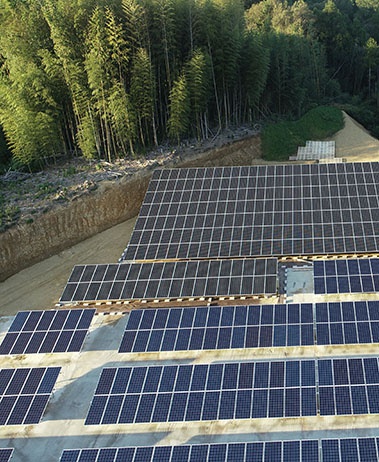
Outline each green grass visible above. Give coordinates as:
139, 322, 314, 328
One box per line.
261, 106, 344, 161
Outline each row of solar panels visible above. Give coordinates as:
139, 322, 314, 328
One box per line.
57, 438, 379, 461
85, 357, 379, 424
5, 358, 379, 427
60, 258, 278, 303
0, 437, 370, 461
121, 162, 379, 261
5, 301, 379, 356
1, 437, 379, 461
314, 258, 379, 294
59, 256, 379, 305
121, 301, 379, 352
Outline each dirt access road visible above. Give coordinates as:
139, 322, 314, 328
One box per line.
1, 112, 378, 317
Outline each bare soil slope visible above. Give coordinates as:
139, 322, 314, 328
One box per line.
330, 111, 379, 161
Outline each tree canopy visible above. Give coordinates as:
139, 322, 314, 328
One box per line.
0, 0, 378, 169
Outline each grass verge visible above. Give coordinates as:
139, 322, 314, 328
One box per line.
261, 106, 344, 161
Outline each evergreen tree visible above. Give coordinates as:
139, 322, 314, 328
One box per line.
0, 0, 63, 169
130, 48, 157, 146
108, 82, 136, 156
84, 6, 110, 159
365, 38, 379, 101
185, 49, 211, 139
42, 0, 94, 158
105, 6, 130, 83
240, 32, 269, 119
168, 73, 190, 143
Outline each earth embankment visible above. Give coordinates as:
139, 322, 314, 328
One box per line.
0, 135, 262, 283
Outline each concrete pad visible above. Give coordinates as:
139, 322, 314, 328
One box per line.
285, 266, 314, 303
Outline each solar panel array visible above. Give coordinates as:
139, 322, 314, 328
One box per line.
296, 141, 335, 161
60, 440, 320, 462
0, 309, 95, 355
321, 438, 379, 461
10, 160, 379, 457
318, 358, 379, 415
60, 259, 277, 303
121, 162, 379, 261
316, 301, 379, 345
314, 258, 379, 294
319, 157, 344, 164
119, 304, 314, 353
119, 301, 379, 352
85, 357, 379, 424
0, 367, 60, 425
85, 360, 317, 425
0, 450, 13, 462
59, 438, 379, 462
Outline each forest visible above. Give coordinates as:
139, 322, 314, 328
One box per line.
0, 0, 379, 170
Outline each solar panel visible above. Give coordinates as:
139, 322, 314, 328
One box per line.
60, 440, 320, 462
315, 301, 379, 345
0, 309, 95, 355
321, 438, 379, 461
0, 367, 60, 425
85, 360, 317, 425
60, 259, 277, 303
314, 258, 379, 294
120, 163, 379, 261
119, 304, 314, 353
296, 141, 335, 160
318, 358, 379, 416
0, 449, 13, 462
120, 301, 379, 353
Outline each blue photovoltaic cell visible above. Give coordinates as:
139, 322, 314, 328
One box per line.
119, 304, 314, 353
0, 367, 60, 425
0, 449, 13, 462
60, 258, 277, 303
85, 360, 316, 425
0, 309, 95, 355
314, 258, 379, 294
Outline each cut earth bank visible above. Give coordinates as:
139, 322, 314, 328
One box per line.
0, 112, 378, 316
0, 133, 262, 315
